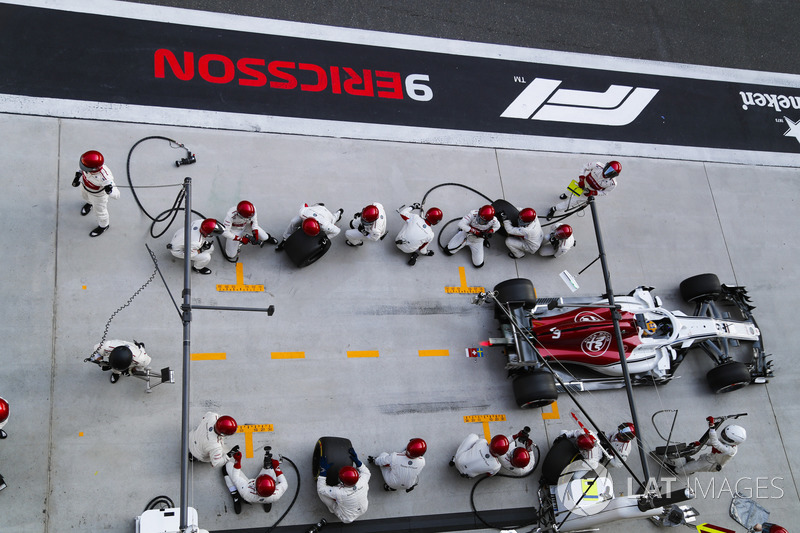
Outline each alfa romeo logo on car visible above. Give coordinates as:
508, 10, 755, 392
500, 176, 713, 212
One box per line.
575, 311, 604, 322
582, 331, 612, 357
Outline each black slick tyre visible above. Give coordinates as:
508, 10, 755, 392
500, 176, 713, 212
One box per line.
491, 199, 520, 237
542, 436, 580, 485
706, 361, 751, 393
284, 229, 331, 268
493, 278, 537, 319
512, 370, 557, 409
312, 436, 353, 486
680, 273, 722, 303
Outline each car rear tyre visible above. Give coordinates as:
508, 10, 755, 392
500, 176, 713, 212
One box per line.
707, 361, 751, 393
493, 278, 537, 319
512, 370, 557, 409
542, 435, 581, 485
680, 273, 722, 303
284, 229, 331, 268
312, 436, 353, 486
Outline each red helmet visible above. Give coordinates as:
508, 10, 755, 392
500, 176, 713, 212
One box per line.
518, 208, 537, 224
338, 465, 359, 486
615, 422, 636, 442
489, 434, 510, 457
79, 150, 104, 172
769, 527, 788, 533
361, 205, 380, 223
406, 438, 427, 458
554, 224, 573, 240
199, 218, 222, 237
0, 397, 8, 424
576, 433, 596, 451
424, 207, 443, 226
255, 474, 276, 497
301, 217, 320, 236
510, 447, 531, 468
477, 205, 495, 223
214, 415, 237, 436
603, 161, 621, 179
236, 201, 255, 219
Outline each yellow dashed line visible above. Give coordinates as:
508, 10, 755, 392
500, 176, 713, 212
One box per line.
347, 350, 380, 358
191, 352, 227, 361
418, 349, 449, 357
271, 352, 305, 359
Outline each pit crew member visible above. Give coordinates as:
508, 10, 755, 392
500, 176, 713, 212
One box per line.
277, 203, 344, 250
316, 447, 370, 523
671, 417, 746, 474
445, 205, 501, 268
394, 204, 443, 265
345, 203, 387, 247
188, 412, 237, 468
538, 224, 575, 258
368, 438, 427, 492
500, 207, 543, 259
498, 426, 535, 476
450, 433, 509, 478
221, 201, 278, 261
86, 340, 151, 384
71, 150, 119, 237
547, 161, 621, 220
223, 445, 288, 514
167, 218, 223, 275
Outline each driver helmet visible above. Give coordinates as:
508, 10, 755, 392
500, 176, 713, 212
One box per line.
477, 205, 495, 224
301, 217, 320, 236
0, 397, 9, 424
236, 201, 255, 219
518, 208, 537, 226
199, 218, 223, 237
576, 433, 597, 451
79, 150, 104, 173
602, 161, 621, 179
769, 527, 788, 533
489, 434, 510, 457
338, 465, 359, 486
554, 224, 573, 240
720, 424, 746, 445
424, 207, 443, 226
510, 447, 531, 468
615, 422, 636, 442
214, 415, 238, 436
108, 345, 133, 371
255, 474, 276, 497
406, 438, 427, 458
361, 205, 380, 223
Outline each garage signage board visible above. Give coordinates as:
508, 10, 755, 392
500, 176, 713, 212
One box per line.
2, 0, 800, 165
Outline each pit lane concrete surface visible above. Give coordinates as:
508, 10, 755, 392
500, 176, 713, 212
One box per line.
1, 4, 799, 533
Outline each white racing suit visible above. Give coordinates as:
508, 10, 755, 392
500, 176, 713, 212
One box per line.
503, 216, 544, 258
553, 161, 617, 212
374, 451, 425, 491
395, 205, 435, 255
453, 433, 501, 478
673, 428, 737, 473
317, 463, 370, 523
221, 205, 274, 259
283, 204, 341, 240
225, 458, 288, 504
560, 430, 604, 471
89, 340, 151, 377
80, 165, 119, 228
169, 219, 214, 269
345, 203, 387, 245
188, 412, 230, 468
605, 432, 634, 469
446, 210, 501, 267
498, 433, 536, 477
539, 226, 575, 258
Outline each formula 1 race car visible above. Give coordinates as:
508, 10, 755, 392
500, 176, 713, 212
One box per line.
477, 273, 773, 408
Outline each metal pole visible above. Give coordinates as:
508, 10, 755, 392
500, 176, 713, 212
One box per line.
179, 178, 192, 531
587, 196, 651, 483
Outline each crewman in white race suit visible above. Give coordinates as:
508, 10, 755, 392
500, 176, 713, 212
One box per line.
0, 397, 9, 439
498, 427, 536, 477
547, 161, 621, 220
71, 150, 120, 237
501, 207, 543, 259
223, 447, 288, 512
369, 438, 427, 492
450, 434, 509, 478
188, 412, 238, 468
316, 447, 371, 523
168, 218, 223, 275
445, 205, 501, 268
559, 430, 604, 471
345, 203, 388, 246
539, 224, 575, 258
87, 340, 152, 384
395, 204, 443, 265
604, 422, 636, 469
221, 201, 278, 261
672, 418, 746, 474
278, 203, 344, 246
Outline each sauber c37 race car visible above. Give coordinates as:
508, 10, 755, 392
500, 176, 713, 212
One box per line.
478, 273, 773, 408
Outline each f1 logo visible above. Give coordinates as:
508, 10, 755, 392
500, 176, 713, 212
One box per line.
501, 78, 659, 126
